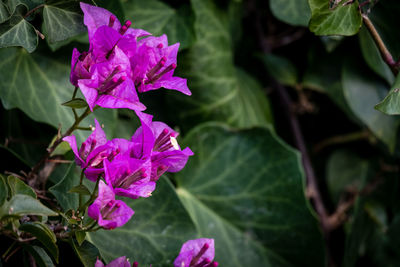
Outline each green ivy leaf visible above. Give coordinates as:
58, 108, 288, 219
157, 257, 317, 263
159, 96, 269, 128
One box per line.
375, 74, 400, 115
0, 2, 10, 24
49, 164, 78, 211
75, 230, 86, 246
176, 124, 325, 266
261, 54, 298, 87
0, 6, 38, 52
0, 47, 117, 143
24, 245, 55, 267
7, 175, 36, 198
270, 0, 311, 26
122, 0, 194, 50
2, 0, 33, 14
88, 178, 197, 266
42, 1, 86, 44
70, 239, 100, 267
342, 60, 399, 151
171, 0, 273, 130
19, 221, 58, 262
0, 194, 57, 219
308, 0, 362, 36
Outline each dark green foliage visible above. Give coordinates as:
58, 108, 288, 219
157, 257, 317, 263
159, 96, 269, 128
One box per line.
1, 0, 400, 266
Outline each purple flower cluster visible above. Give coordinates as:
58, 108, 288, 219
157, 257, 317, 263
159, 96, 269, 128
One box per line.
64, 3, 193, 230
64, 112, 193, 229
71, 3, 191, 112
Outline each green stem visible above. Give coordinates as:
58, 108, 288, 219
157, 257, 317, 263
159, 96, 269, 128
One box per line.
87, 226, 102, 232
72, 87, 78, 99
72, 87, 79, 120
2, 241, 17, 259
79, 178, 100, 215
72, 109, 78, 120
78, 171, 84, 209
84, 220, 98, 231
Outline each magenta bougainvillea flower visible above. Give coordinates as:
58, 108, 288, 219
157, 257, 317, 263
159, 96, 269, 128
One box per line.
95, 256, 138, 267
63, 119, 107, 169
88, 180, 134, 229
132, 111, 194, 181
75, 45, 145, 112
103, 158, 155, 199
174, 238, 218, 267
82, 138, 132, 181
70, 3, 190, 112
132, 35, 191, 95
64, 112, 193, 184
63, 121, 130, 182
80, 3, 149, 43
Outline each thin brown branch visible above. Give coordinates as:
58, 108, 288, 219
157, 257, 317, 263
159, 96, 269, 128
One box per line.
274, 83, 329, 230
362, 14, 398, 76
46, 159, 73, 164
314, 130, 371, 153
23, 4, 45, 19
326, 174, 383, 230
4, 246, 20, 262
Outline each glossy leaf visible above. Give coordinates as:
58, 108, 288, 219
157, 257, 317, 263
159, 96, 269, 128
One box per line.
42, 1, 86, 44
0, 6, 37, 52
375, 71, 400, 115
176, 124, 325, 266
24, 245, 55, 267
19, 221, 58, 262
76, 230, 86, 246
70, 239, 100, 267
0, 194, 57, 219
0, 47, 118, 143
7, 175, 36, 198
49, 164, 78, 211
270, 0, 311, 26
308, 0, 362, 36
6, 0, 43, 16
342, 61, 399, 151
123, 0, 193, 49
172, 0, 273, 130
88, 178, 197, 266
62, 98, 88, 109
0, 2, 10, 24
